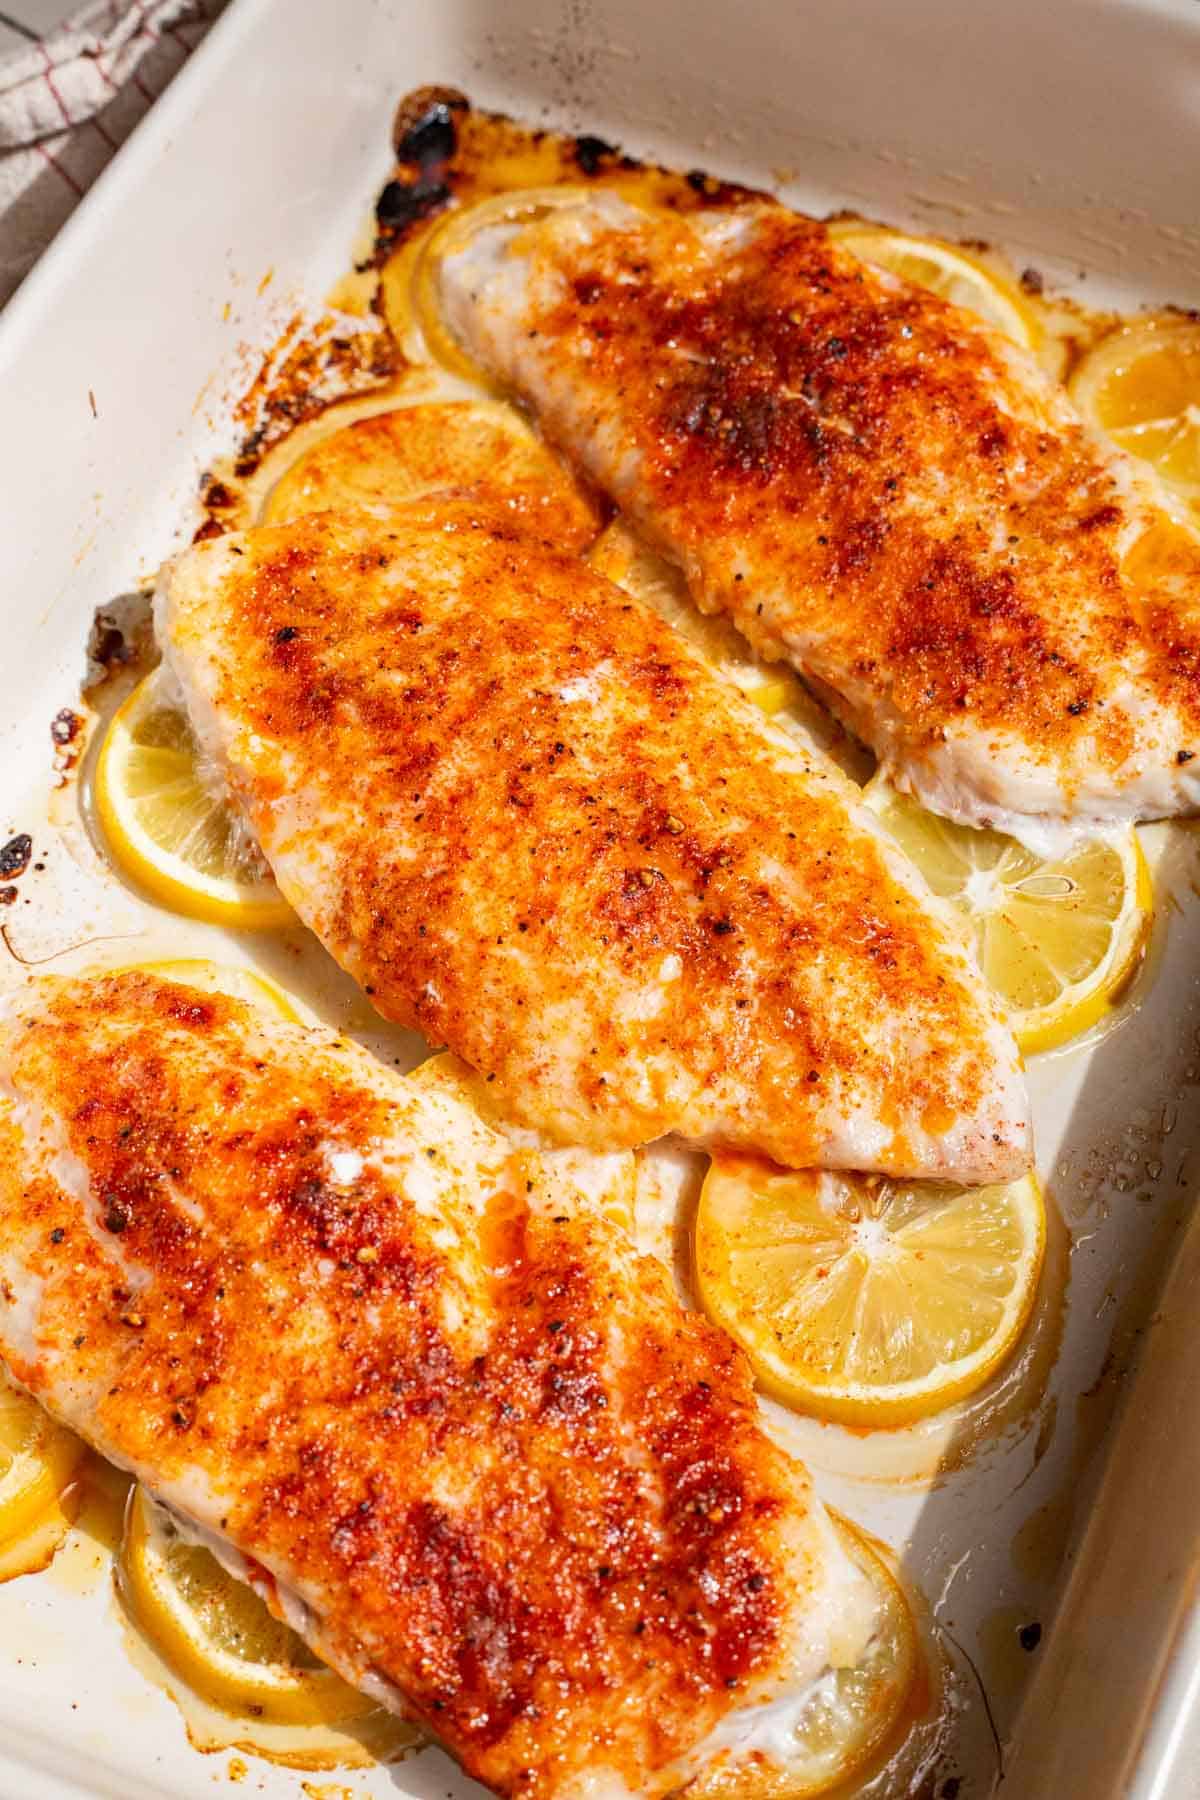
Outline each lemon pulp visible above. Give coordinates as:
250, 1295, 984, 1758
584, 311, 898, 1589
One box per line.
695, 1156, 1045, 1428
118, 1486, 375, 1727
865, 775, 1150, 1053
1069, 316, 1200, 527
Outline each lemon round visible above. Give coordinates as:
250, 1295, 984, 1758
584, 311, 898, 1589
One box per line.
94, 667, 293, 930
112, 959, 303, 1024
828, 222, 1041, 352
864, 774, 1151, 1054
118, 1485, 374, 1727
0, 1372, 85, 1553
1069, 316, 1200, 527
588, 520, 797, 715
695, 1155, 1045, 1428
262, 399, 598, 550
682, 1514, 920, 1797
401, 185, 607, 391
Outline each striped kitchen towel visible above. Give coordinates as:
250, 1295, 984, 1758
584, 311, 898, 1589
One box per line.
0, 0, 227, 304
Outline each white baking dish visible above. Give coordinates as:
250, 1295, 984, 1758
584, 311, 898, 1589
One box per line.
2, 0, 1200, 1794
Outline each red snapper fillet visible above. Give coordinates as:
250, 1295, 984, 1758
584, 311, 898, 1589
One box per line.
436, 192, 1200, 848
0, 969, 882, 1800
155, 499, 1029, 1181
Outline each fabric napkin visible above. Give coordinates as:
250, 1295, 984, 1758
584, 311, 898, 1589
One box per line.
0, 0, 227, 305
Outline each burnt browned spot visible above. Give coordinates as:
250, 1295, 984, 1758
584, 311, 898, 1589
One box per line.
0, 835, 32, 879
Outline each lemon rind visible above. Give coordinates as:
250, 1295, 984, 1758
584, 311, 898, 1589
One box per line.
95, 672, 294, 932
119, 1487, 374, 1728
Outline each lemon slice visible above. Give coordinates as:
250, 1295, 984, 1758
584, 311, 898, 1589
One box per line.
397, 185, 607, 391
1069, 317, 1200, 526
0, 1487, 82, 1584
864, 775, 1150, 1054
95, 667, 293, 930
588, 520, 797, 715
111, 959, 303, 1024
0, 1371, 85, 1556
263, 399, 598, 550
695, 1156, 1045, 1428
588, 520, 875, 780
682, 1515, 919, 1798
119, 1485, 373, 1727
828, 222, 1040, 352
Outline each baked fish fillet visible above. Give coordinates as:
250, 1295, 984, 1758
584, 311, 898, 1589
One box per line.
0, 970, 879, 1799
156, 500, 1029, 1180
437, 193, 1200, 846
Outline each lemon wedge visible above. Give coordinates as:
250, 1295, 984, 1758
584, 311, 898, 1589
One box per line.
0, 1371, 85, 1562
695, 1156, 1045, 1428
95, 666, 293, 930
864, 775, 1150, 1054
263, 399, 598, 549
1069, 317, 1200, 527
118, 1485, 374, 1727
682, 1514, 919, 1798
828, 222, 1041, 353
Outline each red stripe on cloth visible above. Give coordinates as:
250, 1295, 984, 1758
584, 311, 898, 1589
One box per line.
93, 41, 120, 96
35, 139, 84, 198
129, 0, 160, 41
90, 112, 119, 151
39, 43, 76, 132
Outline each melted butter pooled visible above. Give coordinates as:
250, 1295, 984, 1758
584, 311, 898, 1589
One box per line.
44, 1454, 132, 1596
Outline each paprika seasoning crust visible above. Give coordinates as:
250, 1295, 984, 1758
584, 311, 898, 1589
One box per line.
0, 969, 878, 1798
436, 192, 1200, 841
155, 498, 1028, 1181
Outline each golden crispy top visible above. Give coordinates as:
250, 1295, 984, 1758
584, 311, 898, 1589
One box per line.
486, 201, 1200, 782
0, 972, 826, 1796
159, 501, 1027, 1178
